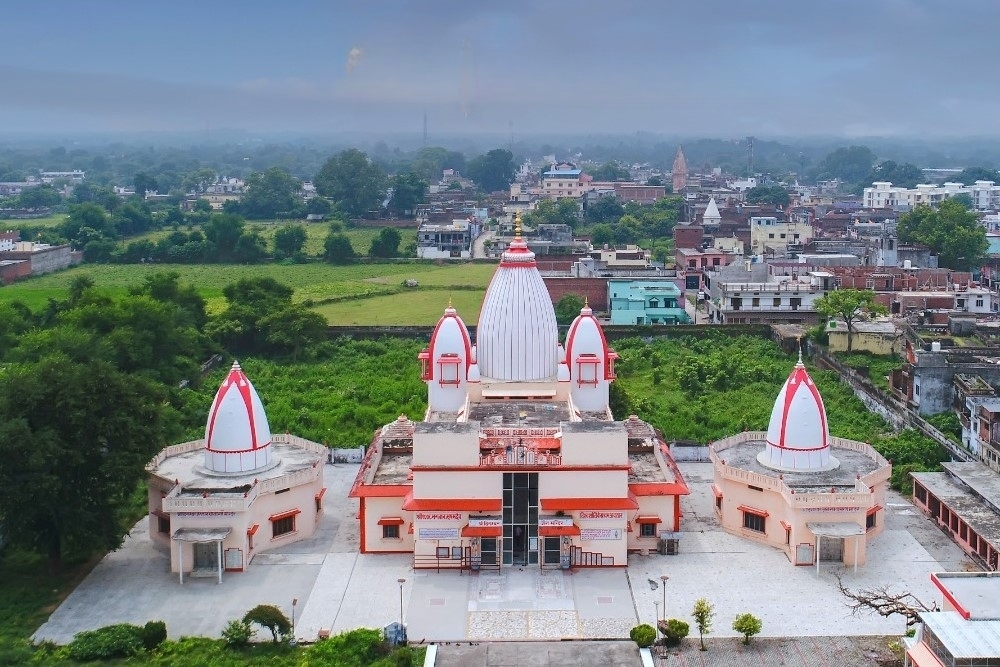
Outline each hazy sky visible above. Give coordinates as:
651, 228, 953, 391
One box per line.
2, 0, 998, 137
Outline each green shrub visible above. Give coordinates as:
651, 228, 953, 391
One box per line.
140, 620, 167, 650
732, 612, 762, 644
244, 604, 291, 644
67, 624, 144, 661
305, 628, 389, 663
629, 623, 656, 648
658, 618, 689, 646
221, 618, 254, 648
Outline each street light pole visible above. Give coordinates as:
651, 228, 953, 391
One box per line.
660, 575, 669, 621
397, 578, 406, 629
654, 601, 660, 641
291, 598, 298, 641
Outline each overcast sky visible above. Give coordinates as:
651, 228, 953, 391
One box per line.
2, 0, 998, 138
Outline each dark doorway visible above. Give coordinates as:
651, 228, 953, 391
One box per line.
503, 472, 538, 566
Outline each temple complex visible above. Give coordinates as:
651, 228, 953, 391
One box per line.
351, 216, 689, 569
710, 349, 891, 568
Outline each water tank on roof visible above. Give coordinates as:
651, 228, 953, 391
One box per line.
931, 342, 942, 352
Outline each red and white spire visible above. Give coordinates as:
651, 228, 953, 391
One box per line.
204, 360, 273, 474
564, 298, 617, 412
420, 300, 473, 412
758, 349, 839, 471
477, 214, 559, 382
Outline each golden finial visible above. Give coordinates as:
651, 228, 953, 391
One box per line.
514, 212, 523, 238
584, 296, 589, 308
796, 335, 803, 363
448, 295, 453, 308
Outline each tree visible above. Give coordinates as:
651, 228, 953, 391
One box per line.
866, 160, 923, 189
646, 176, 664, 187
691, 598, 714, 651
732, 613, 762, 645
0, 356, 174, 571
62, 203, 113, 246
951, 193, 974, 210
243, 605, 291, 643
815, 289, 888, 352
17, 184, 63, 208
466, 149, 515, 193
314, 149, 387, 218
133, 172, 159, 197
239, 167, 301, 219
590, 224, 615, 247
586, 195, 624, 224
897, 200, 989, 270
273, 224, 307, 259
953, 166, 1000, 186
260, 304, 328, 362
555, 294, 585, 325
814, 146, 876, 184
835, 572, 937, 627
324, 231, 356, 264
658, 618, 689, 647
745, 184, 790, 206
202, 213, 246, 262
233, 230, 268, 264
369, 227, 402, 258
587, 161, 630, 181
305, 196, 333, 217
389, 172, 428, 217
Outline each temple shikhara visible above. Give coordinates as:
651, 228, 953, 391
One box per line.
710, 349, 892, 569
147, 362, 326, 582
351, 217, 690, 568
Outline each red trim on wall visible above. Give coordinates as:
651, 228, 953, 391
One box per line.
315, 487, 327, 502
866, 505, 883, 516
635, 516, 661, 524
541, 496, 638, 511
269, 509, 301, 522
673, 495, 681, 532
710, 484, 723, 498
461, 525, 503, 537
247, 524, 260, 537
737, 505, 769, 517
377, 517, 405, 526
629, 482, 689, 496
401, 494, 501, 511
352, 484, 411, 498
931, 573, 972, 620
413, 464, 631, 472
539, 525, 580, 537
359, 498, 367, 554
780, 521, 791, 531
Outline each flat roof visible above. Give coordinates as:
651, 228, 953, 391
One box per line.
911, 472, 1000, 547
920, 612, 1000, 658
151, 442, 323, 492
371, 452, 412, 486
941, 462, 1000, 510
629, 451, 674, 484
717, 440, 882, 492
933, 572, 1000, 620
808, 522, 865, 537
466, 400, 572, 426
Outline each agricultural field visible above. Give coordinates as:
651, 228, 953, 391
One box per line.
0, 261, 497, 316
1, 213, 68, 228
315, 288, 485, 325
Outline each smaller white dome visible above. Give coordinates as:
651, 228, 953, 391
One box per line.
467, 363, 481, 383
564, 303, 609, 367
759, 358, 838, 471
427, 304, 472, 372
557, 363, 570, 382
204, 361, 272, 473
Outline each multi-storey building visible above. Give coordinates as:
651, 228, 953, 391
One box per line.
904, 572, 1000, 666
607, 280, 690, 325
749, 216, 813, 254
863, 180, 1000, 211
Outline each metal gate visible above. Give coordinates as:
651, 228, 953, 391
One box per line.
193, 542, 217, 570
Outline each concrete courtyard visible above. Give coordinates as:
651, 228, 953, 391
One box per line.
34, 461, 977, 647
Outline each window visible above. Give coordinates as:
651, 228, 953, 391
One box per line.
157, 515, 170, 534
768, 233, 775, 239
866, 512, 877, 532
773, 298, 781, 307
977, 299, 985, 308
382, 524, 399, 539
272, 516, 295, 537
639, 523, 656, 538
715, 495, 722, 511
742, 512, 766, 533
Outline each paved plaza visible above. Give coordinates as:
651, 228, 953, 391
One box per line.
35, 461, 977, 647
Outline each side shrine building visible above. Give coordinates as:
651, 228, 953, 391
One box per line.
710, 352, 892, 569
351, 220, 690, 569
147, 362, 326, 582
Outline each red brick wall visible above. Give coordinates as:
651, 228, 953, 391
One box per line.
0, 260, 31, 285
535, 255, 580, 271
543, 277, 608, 312
673, 225, 704, 249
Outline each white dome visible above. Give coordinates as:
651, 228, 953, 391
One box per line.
703, 197, 721, 222
758, 358, 838, 471
204, 361, 273, 473
477, 231, 559, 382
427, 304, 472, 373
564, 303, 614, 412
424, 304, 473, 411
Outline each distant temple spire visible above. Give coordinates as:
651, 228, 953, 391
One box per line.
672, 146, 688, 193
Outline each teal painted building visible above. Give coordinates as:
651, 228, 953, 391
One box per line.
608, 280, 692, 325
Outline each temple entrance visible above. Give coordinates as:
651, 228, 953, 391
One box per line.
193, 543, 218, 571
503, 473, 538, 566
819, 536, 844, 562
543, 537, 562, 565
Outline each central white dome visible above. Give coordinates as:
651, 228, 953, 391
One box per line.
476, 230, 558, 382
758, 358, 838, 471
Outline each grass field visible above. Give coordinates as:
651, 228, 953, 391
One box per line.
0, 261, 497, 315
2, 213, 68, 228
315, 288, 485, 325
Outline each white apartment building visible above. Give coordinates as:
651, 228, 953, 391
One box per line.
864, 181, 1000, 211
704, 271, 834, 325
541, 168, 589, 199
749, 216, 813, 254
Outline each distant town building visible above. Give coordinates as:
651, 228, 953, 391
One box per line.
671, 147, 688, 193
541, 164, 588, 200
416, 218, 475, 259
864, 180, 1000, 211
39, 170, 85, 183
607, 279, 690, 325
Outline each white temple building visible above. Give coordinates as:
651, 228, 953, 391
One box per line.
351, 217, 690, 569
147, 361, 326, 582
709, 352, 891, 568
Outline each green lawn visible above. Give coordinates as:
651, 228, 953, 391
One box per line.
0, 261, 497, 316
2, 213, 68, 228
315, 288, 486, 325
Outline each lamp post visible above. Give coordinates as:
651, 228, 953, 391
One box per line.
654, 601, 661, 641
291, 598, 298, 644
660, 575, 669, 621
397, 578, 406, 628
